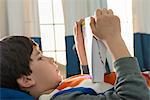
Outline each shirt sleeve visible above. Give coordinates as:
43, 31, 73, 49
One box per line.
52, 57, 150, 100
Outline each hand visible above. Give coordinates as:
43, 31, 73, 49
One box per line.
90, 9, 131, 61
74, 19, 88, 65
90, 9, 121, 41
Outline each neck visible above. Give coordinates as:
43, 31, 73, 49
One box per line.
28, 88, 55, 98
25, 81, 62, 98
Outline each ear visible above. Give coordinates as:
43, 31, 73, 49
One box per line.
17, 75, 35, 88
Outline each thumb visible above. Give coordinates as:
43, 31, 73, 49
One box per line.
77, 19, 84, 35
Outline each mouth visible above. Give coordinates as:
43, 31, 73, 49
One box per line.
56, 69, 63, 78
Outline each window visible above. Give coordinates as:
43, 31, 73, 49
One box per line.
38, 0, 66, 65
107, 0, 133, 56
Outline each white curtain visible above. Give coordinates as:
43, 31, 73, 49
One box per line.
133, 0, 150, 34
62, 0, 107, 36
0, 0, 40, 38
0, 0, 8, 38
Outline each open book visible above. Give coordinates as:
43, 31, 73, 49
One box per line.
82, 17, 113, 83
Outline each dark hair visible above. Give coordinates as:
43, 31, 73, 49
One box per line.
0, 36, 37, 90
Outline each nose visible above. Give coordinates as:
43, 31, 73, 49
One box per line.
47, 57, 58, 68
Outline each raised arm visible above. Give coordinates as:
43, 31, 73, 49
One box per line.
74, 19, 90, 74
89, 8, 149, 100
74, 19, 88, 66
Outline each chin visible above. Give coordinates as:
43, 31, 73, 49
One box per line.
54, 80, 61, 88
58, 75, 63, 82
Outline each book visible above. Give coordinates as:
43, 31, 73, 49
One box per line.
82, 17, 113, 83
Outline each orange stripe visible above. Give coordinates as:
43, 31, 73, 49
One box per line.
57, 75, 89, 90
57, 72, 150, 90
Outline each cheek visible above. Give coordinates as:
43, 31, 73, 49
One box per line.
38, 67, 62, 87
31, 62, 61, 82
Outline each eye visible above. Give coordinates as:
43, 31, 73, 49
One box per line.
38, 56, 43, 60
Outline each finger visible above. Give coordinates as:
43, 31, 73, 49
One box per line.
95, 9, 102, 22
114, 15, 120, 23
79, 18, 84, 24
90, 17, 96, 34
95, 9, 102, 17
102, 8, 107, 15
108, 9, 113, 15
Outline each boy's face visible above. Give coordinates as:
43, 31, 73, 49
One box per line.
29, 46, 63, 93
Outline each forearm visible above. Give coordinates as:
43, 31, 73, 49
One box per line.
104, 37, 131, 62
76, 44, 88, 65
74, 19, 88, 66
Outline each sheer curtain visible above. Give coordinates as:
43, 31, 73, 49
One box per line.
133, 0, 150, 34
62, 0, 107, 36
0, 0, 9, 38
0, 0, 40, 38
133, 0, 150, 71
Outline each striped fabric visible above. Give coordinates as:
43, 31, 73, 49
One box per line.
39, 72, 150, 100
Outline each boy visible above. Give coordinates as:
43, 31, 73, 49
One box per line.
0, 9, 149, 100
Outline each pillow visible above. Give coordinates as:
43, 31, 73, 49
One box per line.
0, 88, 34, 100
